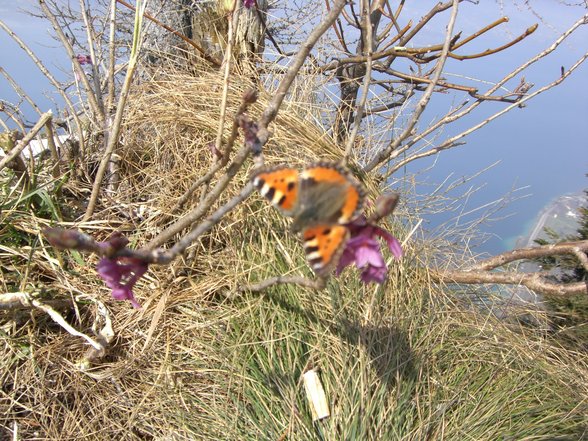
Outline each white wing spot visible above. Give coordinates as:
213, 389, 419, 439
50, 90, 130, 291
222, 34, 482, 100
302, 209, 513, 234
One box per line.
306, 251, 322, 261
271, 190, 284, 205
303, 238, 319, 248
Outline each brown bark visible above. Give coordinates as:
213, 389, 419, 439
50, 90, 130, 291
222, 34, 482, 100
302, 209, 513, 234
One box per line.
431, 241, 588, 297
140, 0, 267, 74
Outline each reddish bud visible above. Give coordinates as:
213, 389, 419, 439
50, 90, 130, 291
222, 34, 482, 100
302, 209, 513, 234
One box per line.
372, 192, 400, 222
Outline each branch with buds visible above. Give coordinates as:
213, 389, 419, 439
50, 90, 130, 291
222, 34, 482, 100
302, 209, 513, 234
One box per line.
432, 241, 588, 296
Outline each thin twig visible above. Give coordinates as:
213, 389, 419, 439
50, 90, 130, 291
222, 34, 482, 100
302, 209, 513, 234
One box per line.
0, 67, 43, 116
318, 34, 416, 73
146, 143, 252, 248
0, 102, 26, 132
0, 111, 52, 172
106, 0, 117, 112
0, 18, 86, 154
0, 116, 11, 132
257, 0, 349, 143
215, 6, 240, 156
48, 181, 255, 265
239, 275, 326, 293
364, 0, 459, 172
197, 4, 242, 207
450, 17, 509, 51
374, 66, 520, 102
377, 18, 410, 51
384, 49, 588, 176
325, 0, 351, 53
340, 1, 360, 29
380, 12, 588, 178
39, 0, 104, 124
83, 0, 147, 221
385, 0, 455, 67
173, 90, 256, 211
343, 0, 374, 164
79, 0, 106, 115
433, 269, 587, 297
444, 24, 538, 61
115, 0, 222, 67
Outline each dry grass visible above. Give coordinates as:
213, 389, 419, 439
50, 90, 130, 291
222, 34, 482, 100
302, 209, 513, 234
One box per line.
1, 69, 587, 440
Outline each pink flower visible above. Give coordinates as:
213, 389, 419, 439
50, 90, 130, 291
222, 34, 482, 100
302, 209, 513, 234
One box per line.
96, 257, 148, 309
243, 0, 255, 8
336, 217, 402, 284
76, 54, 92, 65
44, 228, 150, 308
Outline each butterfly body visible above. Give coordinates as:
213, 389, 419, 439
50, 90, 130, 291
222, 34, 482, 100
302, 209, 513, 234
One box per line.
252, 162, 365, 275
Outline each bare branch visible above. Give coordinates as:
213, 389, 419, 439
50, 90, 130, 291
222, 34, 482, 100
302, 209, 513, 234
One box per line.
433, 269, 587, 297
257, 0, 348, 143
390, 0, 455, 57
0, 291, 104, 350
432, 241, 588, 297
384, 48, 588, 176
83, 1, 147, 221
409, 13, 588, 148
0, 101, 26, 132
0, 292, 72, 311
146, 143, 253, 249
469, 241, 588, 272
372, 65, 520, 102
364, 0, 460, 172
115, 0, 221, 67
214, 5, 240, 157
79, 0, 106, 114
39, 0, 104, 124
0, 17, 86, 153
106, 0, 117, 112
173, 90, 257, 212
325, 0, 352, 53
449, 16, 509, 50
0, 111, 52, 173
0, 67, 43, 116
572, 247, 588, 273
343, 0, 374, 164
238, 275, 326, 294
444, 24, 538, 61
46, 182, 254, 266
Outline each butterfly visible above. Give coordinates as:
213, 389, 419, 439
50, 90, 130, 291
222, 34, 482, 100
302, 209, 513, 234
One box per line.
252, 162, 366, 276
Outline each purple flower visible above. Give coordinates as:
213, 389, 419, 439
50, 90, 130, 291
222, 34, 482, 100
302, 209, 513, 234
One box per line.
76, 54, 92, 65
336, 217, 402, 284
237, 114, 261, 155
96, 257, 148, 309
243, 0, 255, 8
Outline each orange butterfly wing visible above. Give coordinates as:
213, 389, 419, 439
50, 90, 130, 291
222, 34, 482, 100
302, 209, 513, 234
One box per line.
301, 164, 364, 224
302, 225, 349, 275
252, 163, 365, 276
252, 166, 299, 215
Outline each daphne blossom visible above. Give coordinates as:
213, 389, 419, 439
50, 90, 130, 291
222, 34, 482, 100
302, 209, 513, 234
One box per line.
337, 217, 402, 284
96, 257, 148, 309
